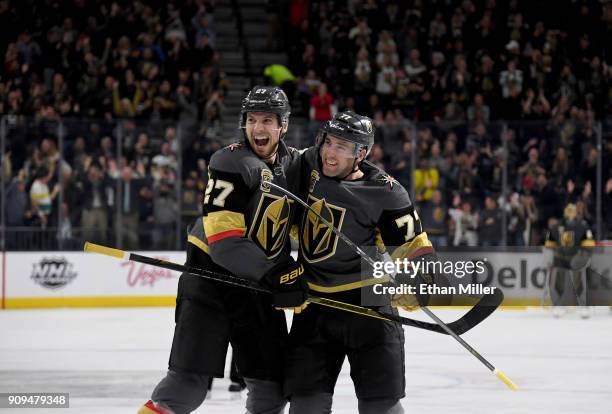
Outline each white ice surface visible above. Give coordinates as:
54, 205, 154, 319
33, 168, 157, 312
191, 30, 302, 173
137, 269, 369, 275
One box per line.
1, 307, 611, 413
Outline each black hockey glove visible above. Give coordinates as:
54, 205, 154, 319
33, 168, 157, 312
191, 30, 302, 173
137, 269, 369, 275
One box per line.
262, 259, 310, 313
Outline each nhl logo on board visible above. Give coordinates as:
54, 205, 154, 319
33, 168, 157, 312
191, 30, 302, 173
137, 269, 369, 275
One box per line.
31, 257, 77, 289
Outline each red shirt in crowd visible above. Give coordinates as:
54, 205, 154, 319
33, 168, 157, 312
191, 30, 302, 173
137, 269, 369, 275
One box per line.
310, 93, 334, 122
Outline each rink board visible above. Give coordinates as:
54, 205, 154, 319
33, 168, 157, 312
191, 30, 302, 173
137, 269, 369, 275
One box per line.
2, 251, 185, 308
2, 248, 610, 308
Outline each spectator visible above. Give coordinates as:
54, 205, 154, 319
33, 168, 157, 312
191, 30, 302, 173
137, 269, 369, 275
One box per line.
404, 49, 426, 82
442, 92, 465, 127
467, 93, 491, 124
448, 55, 471, 103
348, 18, 372, 47
79, 161, 111, 245
414, 158, 439, 203
6, 173, 29, 227
478, 196, 503, 246
153, 181, 178, 250
367, 143, 386, 170
521, 88, 551, 120
354, 47, 373, 106
29, 166, 55, 228
448, 196, 478, 247
263, 64, 297, 101
533, 173, 558, 230
419, 190, 448, 246
375, 30, 398, 68
390, 140, 413, 192
499, 60, 524, 99
309, 82, 335, 141
550, 147, 574, 188
517, 147, 545, 192
521, 193, 539, 245
116, 165, 147, 250
374, 54, 396, 112
507, 192, 527, 246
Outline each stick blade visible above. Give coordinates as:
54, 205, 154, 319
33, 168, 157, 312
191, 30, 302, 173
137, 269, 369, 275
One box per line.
494, 369, 518, 391
84, 242, 126, 259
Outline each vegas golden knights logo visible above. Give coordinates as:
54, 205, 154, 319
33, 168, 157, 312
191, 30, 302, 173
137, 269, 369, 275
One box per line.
300, 195, 346, 263
249, 193, 294, 258
560, 229, 575, 247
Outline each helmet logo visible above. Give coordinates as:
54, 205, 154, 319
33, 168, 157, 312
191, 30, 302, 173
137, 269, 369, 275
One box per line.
363, 119, 373, 134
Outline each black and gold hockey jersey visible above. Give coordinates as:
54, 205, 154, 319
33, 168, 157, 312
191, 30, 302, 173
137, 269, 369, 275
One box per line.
297, 147, 431, 294
188, 140, 301, 281
545, 218, 595, 269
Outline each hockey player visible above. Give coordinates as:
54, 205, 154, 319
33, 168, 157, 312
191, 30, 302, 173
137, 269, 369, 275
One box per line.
139, 86, 309, 414
285, 111, 437, 414
545, 203, 596, 318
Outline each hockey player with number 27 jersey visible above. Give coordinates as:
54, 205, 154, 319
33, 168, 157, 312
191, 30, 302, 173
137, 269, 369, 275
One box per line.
139, 86, 307, 414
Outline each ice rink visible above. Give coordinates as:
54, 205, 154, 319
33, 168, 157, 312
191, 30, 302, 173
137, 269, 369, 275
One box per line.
1, 306, 611, 413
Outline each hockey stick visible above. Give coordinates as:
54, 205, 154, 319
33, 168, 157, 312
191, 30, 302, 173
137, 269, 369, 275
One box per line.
83, 242, 491, 334
268, 182, 517, 391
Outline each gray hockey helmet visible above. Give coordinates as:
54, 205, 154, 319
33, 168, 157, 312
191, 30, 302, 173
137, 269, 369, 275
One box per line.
239, 85, 291, 129
317, 111, 375, 157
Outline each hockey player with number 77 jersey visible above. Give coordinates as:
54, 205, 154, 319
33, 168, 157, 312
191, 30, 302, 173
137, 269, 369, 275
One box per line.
285, 111, 441, 414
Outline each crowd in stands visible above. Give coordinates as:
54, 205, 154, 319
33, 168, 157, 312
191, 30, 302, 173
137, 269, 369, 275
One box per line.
1, 0, 612, 250
0, 0, 225, 249
284, 0, 612, 245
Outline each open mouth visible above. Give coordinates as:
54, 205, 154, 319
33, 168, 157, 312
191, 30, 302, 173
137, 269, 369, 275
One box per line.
325, 159, 337, 167
254, 137, 270, 147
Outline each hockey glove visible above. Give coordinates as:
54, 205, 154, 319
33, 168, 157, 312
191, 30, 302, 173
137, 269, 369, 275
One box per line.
391, 270, 433, 311
390, 243, 452, 310
262, 259, 310, 313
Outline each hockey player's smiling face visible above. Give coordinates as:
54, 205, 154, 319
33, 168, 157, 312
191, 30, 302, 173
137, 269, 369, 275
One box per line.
245, 112, 284, 161
320, 135, 360, 178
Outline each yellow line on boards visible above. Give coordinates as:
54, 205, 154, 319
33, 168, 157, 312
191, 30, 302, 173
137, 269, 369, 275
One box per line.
5, 296, 177, 309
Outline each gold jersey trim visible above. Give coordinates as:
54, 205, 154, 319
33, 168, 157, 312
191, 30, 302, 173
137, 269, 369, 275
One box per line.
204, 211, 247, 239
187, 234, 209, 254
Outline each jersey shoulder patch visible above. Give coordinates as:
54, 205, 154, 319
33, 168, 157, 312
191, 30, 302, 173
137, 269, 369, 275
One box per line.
370, 169, 412, 211
375, 171, 400, 189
